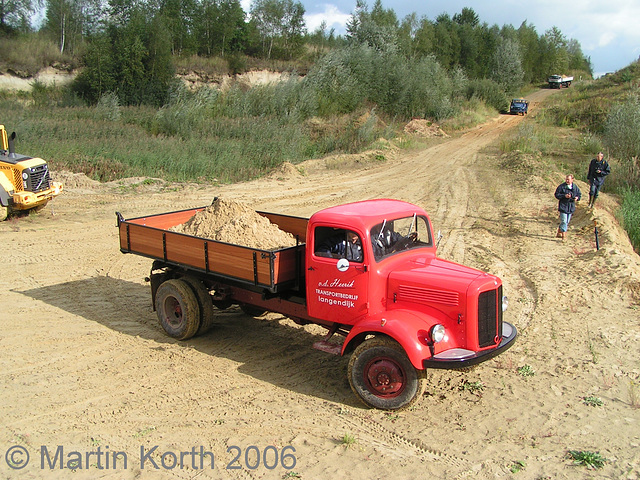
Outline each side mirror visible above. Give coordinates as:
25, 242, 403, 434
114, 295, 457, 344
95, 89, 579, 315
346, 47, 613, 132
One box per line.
336, 258, 349, 272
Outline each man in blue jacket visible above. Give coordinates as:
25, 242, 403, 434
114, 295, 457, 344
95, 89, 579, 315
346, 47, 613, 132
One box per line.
555, 174, 581, 241
587, 152, 611, 208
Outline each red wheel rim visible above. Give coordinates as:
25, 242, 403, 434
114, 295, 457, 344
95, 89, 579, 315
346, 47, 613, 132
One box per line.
164, 297, 183, 327
363, 357, 406, 397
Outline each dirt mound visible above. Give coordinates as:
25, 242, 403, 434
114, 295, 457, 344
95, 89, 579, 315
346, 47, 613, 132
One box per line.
269, 161, 302, 180
404, 119, 449, 137
170, 197, 297, 250
53, 170, 101, 189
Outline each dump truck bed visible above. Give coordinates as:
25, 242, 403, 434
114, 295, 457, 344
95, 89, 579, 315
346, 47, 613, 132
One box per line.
117, 206, 308, 293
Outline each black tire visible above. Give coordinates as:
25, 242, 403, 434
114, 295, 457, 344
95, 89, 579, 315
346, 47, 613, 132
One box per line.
240, 305, 267, 317
348, 336, 427, 410
155, 279, 201, 340
182, 276, 216, 335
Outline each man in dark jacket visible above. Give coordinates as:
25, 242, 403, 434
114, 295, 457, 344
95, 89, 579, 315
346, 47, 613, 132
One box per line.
316, 230, 363, 262
554, 174, 581, 240
587, 152, 611, 208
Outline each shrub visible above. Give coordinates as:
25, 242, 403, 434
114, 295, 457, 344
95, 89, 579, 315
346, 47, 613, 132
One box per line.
465, 78, 509, 113
95, 92, 121, 121
152, 85, 219, 138
619, 189, 640, 252
604, 95, 640, 161
579, 133, 604, 155
500, 122, 557, 156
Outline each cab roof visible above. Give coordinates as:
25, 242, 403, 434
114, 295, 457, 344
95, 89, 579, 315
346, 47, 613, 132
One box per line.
310, 199, 429, 232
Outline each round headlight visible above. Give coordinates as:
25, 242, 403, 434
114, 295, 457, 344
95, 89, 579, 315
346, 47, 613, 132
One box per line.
431, 324, 446, 343
22, 172, 29, 180
502, 295, 509, 312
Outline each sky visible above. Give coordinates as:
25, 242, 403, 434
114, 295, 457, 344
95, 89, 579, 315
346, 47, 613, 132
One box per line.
242, 0, 640, 77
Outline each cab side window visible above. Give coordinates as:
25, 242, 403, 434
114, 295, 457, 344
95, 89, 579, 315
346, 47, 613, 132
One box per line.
314, 227, 363, 262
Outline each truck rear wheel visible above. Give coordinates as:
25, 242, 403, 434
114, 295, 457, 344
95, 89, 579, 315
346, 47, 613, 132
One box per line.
182, 276, 216, 335
348, 336, 427, 410
155, 279, 201, 340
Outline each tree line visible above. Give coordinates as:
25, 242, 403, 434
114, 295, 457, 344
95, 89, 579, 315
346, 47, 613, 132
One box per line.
1, 0, 592, 108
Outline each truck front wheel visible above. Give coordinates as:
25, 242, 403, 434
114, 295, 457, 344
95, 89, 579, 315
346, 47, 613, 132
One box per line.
155, 279, 201, 340
348, 336, 427, 410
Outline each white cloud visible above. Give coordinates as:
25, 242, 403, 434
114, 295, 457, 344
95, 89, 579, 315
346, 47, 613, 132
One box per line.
240, 0, 252, 14
304, 4, 351, 33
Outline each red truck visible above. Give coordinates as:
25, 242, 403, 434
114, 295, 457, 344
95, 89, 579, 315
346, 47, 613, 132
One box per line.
117, 199, 516, 410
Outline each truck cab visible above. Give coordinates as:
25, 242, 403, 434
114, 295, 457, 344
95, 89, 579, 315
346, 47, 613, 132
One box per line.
548, 74, 573, 88
509, 98, 529, 115
305, 200, 516, 408
307, 200, 434, 324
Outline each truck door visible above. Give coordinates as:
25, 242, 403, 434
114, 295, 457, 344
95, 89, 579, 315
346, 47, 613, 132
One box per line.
307, 226, 369, 324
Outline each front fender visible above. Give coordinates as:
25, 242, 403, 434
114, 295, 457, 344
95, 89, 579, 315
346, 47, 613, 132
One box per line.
342, 310, 438, 370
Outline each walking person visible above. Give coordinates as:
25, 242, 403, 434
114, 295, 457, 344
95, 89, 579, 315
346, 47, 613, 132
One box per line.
555, 174, 581, 241
587, 151, 611, 208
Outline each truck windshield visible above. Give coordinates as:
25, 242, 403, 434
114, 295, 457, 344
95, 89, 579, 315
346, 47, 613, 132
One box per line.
371, 214, 432, 261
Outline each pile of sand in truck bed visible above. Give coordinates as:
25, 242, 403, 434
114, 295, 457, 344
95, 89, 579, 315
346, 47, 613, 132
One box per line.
170, 198, 298, 250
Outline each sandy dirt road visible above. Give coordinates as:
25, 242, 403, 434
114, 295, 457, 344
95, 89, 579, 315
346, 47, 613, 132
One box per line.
2, 88, 640, 480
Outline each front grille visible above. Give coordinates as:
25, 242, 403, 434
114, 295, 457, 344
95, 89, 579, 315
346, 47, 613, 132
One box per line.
26, 165, 51, 193
478, 286, 502, 348
397, 285, 459, 306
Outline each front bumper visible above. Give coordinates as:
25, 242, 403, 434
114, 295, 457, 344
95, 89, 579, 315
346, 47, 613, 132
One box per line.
11, 182, 63, 210
422, 322, 517, 369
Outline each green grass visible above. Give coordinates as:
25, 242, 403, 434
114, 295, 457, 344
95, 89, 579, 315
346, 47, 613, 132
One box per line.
567, 450, 608, 469
517, 365, 535, 377
509, 460, 526, 473
459, 380, 485, 394
340, 433, 357, 448
132, 426, 156, 438
582, 396, 604, 407
1, 96, 392, 183
620, 189, 640, 252
2, 86, 484, 185
282, 472, 302, 479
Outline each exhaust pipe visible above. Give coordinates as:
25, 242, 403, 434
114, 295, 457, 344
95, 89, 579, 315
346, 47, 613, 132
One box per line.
8, 132, 16, 158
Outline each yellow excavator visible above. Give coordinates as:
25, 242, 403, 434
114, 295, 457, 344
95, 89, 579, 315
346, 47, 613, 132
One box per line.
0, 124, 63, 220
